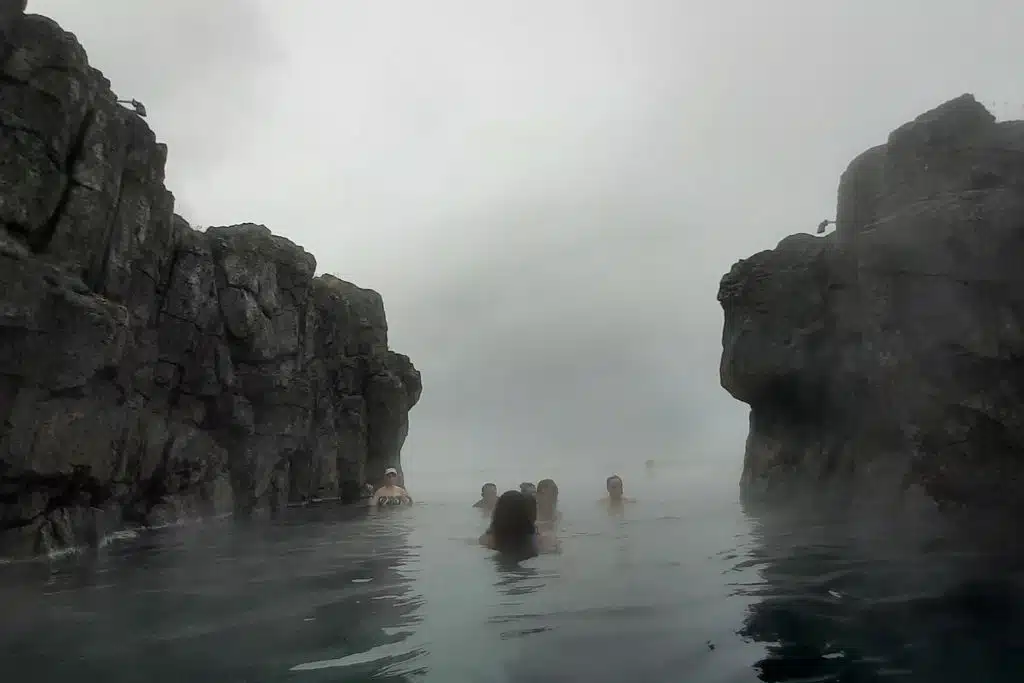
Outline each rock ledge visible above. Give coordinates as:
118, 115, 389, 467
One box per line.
0, 7, 421, 557
720, 93, 1024, 521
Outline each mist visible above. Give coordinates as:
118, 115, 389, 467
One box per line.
29, 0, 1024, 495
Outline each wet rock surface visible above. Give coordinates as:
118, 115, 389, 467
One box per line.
0, 8, 421, 557
719, 94, 1024, 523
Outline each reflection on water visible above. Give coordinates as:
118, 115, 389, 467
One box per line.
3, 473, 1024, 682
0, 505, 426, 682
733, 505, 1024, 682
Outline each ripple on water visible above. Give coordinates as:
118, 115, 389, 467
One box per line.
4, 492, 1024, 682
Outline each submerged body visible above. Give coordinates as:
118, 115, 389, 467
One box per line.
375, 492, 412, 507
478, 529, 559, 556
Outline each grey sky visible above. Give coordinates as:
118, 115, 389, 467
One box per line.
30, 0, 1024, 485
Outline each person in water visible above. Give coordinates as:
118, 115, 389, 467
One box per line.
372, 467, 412, 506
473, 482, 499, 511
519, 482, 537, 497
601, 474, 636, 507
478, 490, 557, 558
535, 478, 560, 524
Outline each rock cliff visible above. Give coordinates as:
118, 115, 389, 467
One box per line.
0, 7, 421, 557
719, 94, 1024, 518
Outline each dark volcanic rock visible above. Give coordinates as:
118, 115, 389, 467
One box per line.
0, 9, 421, 557
719, 93, 1024, 520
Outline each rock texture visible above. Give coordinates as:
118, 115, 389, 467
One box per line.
0, 8, 420, 557
719, 94, 1024, 517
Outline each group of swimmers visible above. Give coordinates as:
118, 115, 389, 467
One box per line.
473, 475, 636, 558
368, 467, 640, 560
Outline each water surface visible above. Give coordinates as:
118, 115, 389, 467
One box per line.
3, 463, 1024, 682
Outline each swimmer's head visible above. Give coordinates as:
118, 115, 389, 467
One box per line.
606, 475, 624, 499
481, 482, 498, 499
535, 479, 559, 520
536, 479, 558, 504
489, 490, 538, 557
384, 467, 399, 484
519, 482, 537, 496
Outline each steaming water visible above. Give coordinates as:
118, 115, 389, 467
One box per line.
2, 461, 1024, 682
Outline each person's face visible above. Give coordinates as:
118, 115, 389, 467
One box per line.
607, 478, 623, 499
385, 472, 398, 486
483, 485, 498, 501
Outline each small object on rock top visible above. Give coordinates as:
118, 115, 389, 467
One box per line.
116, 98, 147, 117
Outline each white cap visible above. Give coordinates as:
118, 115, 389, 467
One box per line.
384, 467, 398, 476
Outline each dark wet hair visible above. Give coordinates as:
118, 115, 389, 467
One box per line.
537, 478, 558, 499
481, 482, 497, 495
488, 490, 538, 556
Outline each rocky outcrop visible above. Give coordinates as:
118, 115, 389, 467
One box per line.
719, 94, 1024, 519
0, 9, 420, 557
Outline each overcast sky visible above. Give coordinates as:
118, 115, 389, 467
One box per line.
29, 0, 1024, 487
